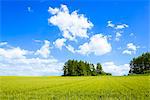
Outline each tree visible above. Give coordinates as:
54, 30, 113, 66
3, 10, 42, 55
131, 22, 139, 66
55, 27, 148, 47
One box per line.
90, 64, 97, 76
96, 63, 102, 74
129, 52, 150, 75
62, 60, 112, 76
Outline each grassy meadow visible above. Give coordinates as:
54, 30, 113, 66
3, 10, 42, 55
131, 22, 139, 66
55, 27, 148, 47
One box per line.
0, 76, 150, 100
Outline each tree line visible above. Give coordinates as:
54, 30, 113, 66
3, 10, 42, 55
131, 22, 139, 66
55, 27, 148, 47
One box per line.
62, 52, 150, 76
129, 52, 150, 75
62, 60, 111, 76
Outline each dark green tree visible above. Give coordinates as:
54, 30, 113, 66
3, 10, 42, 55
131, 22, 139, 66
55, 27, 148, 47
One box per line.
96, 63, 102, 74
90, 64, 97, 76
129, 52, 150, 74
62, 60, 112, 76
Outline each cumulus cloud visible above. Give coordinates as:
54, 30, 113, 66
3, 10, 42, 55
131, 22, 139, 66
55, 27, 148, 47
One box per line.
0, 57, 63, 76
0, 41, 63, 76
127, 43, 137, 51
53, 38, 66, 50
107, 21, 115, 28
102, 62, 130, 76
35, 40, 51, 58
48, 7, 59, 14
107, 21, 129, 41
107, 21, 129, 30
77, 43, 90, 55
115, 24, 128, 30
48, 4, 93, 41
122, 50, 132, 55
77, 34, 112, 56
0, 47, 29, 59
122, 43, 139, 55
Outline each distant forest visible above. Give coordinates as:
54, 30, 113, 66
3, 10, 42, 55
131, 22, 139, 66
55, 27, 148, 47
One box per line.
62, 60, 111, 76
62, 52, 150, 76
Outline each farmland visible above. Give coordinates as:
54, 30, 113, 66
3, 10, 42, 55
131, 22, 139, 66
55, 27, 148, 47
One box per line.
0, 76, 150, 100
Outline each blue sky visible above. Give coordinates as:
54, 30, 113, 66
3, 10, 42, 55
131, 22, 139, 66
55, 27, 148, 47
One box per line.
0, 0, 149, 76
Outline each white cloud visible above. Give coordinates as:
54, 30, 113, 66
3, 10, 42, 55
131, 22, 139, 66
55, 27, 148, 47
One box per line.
122, 50, 132, 55
77, 43, 90, 55
66, 45, 75, 53
102, 62, 130, 76
48, 7, 59, 14
27, 7, 33, 12
115, 31, 122, 41
35, 40, 50, 58
0, 42, 63, 76
48, 4, 93, 41
53, 38, 66, 50
127, 43, 137, 51
77, 34, 112, 56
107, 21, 128, 30
107, 21, 115, 28
0, 47, 29, 59
107, 35, 112, 40
115, 24, 128, 30
107, 21, 128, 41
0, 57, 63, 76
129, 33, 134, 36
34, 40, 42, 43
0, 42, 7, 46
122, 43, 139, 55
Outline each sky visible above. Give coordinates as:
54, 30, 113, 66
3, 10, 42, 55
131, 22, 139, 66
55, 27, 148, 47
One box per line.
0, 0, 149, 76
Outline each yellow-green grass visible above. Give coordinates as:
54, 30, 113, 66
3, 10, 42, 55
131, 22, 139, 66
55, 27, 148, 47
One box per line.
0, 76, 150, 100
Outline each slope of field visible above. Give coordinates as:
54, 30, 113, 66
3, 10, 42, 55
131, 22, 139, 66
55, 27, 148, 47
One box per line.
0, 76, 150, 100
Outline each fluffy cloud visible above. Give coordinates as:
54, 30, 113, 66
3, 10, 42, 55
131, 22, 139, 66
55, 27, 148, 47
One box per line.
122, 50, 132, 55
115, 24, 128, 30
0, 41, 63, 76
77, 34, 112, 56
115, 31, 122, 41
107, 21, 115, 28
0, 47, 29, 59
77, 43, 90, 55
53, 38, 66, 50
48, 4, 93, 41
102, 62, 130, 76
107, 21, 129, 41
0, 57, 63, 76
122, 43, 139, 55
127, 43, 137, 51
35, 40, 50, 58
107, 21, 129, 29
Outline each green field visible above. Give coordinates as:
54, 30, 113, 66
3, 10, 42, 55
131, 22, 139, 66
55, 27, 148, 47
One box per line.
0, 76, 150, 100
